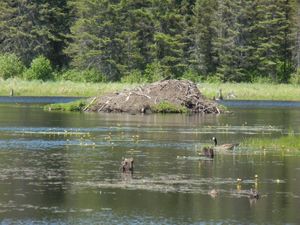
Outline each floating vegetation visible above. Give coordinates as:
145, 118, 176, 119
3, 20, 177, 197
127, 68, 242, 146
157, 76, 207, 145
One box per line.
242, 134, 300, 152
44, 100, 87, 112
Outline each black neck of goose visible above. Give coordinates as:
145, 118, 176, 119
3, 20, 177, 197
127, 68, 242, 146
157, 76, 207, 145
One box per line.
214, 138, 217, 146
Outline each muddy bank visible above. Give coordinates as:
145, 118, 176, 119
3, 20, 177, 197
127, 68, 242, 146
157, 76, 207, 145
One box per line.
84, 79, 222, 114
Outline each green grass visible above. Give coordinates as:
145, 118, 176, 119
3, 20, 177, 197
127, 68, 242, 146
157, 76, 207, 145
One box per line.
198, 82, 300, 101
1, 78, 300, 100
242, 134, 300, 152
0, 78, 138, 97
44, 100, 87, 112
151, 101, 189, 113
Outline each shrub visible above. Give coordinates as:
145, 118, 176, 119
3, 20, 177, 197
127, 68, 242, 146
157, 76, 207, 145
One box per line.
59, 69, 106, 83
24, 56, 53, 81
181, 70, 203, 83
121, 70, 146, 83
0, 53, 24, 79
59, 69, 83, 82
205, 74, 222, 84
289, 69, 300, 85
83, 69, 107, 82
144, 61, 166, 82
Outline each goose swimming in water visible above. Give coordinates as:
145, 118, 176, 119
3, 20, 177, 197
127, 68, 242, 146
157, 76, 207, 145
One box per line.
200, 146, 214, 158
212, 137, 239, 151
248, 188, 259, 200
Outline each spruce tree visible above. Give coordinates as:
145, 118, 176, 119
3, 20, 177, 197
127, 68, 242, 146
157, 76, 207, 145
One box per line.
150, 0, 186, 77
192, 0, 218, 76
0, 0, 71, 66
65, 0, 123, 80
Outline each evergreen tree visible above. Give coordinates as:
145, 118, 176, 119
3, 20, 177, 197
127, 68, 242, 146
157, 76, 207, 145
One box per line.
65, 0, 123, 81
192, 0, 218, 76
254, 0, 295, 82
150, 0, 186, 77
0, 0, 71, 66
118, 0, 155, 74
212, 0, 246, 82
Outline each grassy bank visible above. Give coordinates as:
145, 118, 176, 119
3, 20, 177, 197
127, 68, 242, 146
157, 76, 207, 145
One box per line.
0, 78, 137, 97
1, 78, 300, 100
198, 82, 300, 101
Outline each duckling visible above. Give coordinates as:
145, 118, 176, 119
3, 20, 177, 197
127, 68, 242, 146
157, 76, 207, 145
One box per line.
212, 137, 239, 151
121, 157, 134, 173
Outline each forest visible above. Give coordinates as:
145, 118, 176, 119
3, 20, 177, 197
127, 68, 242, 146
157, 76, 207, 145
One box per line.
1, 0, 300, 84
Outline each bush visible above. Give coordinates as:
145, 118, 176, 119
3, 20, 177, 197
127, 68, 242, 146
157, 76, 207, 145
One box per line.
181, 70, 203, 83
83, 69, 107, 82
121, 70, 146, 83
59, 69, 106, 83
0, 53, 24, 79
24, 56, 53, 81
289, 69, 300, 85
144, 61, 166, 82
205, 74, 222, 84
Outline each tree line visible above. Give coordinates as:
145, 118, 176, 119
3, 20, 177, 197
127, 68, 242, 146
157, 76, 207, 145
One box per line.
0, 0, 300, 83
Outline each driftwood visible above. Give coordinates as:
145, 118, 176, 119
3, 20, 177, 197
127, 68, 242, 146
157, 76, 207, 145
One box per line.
85, 79, 222, 114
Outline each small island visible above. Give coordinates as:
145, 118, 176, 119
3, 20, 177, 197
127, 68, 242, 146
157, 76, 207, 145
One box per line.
45, 79, 223, 114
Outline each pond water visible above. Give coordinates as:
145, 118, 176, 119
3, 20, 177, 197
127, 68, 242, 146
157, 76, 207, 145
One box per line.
0, 97, 300, 224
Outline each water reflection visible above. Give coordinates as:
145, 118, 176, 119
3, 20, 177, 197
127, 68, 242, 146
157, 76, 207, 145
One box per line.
0, 101, 300, 224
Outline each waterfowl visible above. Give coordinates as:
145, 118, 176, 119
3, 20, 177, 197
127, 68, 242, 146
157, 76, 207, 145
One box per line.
248, 188, 259, 199
200, 146, 214, 158
208, 189, 218, 198
212, 137, 239, 151
121, 157, 134, 173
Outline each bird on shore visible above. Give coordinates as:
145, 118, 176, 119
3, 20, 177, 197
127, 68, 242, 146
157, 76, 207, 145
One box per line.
120, 157, 134, 173
212, 137, 239, 151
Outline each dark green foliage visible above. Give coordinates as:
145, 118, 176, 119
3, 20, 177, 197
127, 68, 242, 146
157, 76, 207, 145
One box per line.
0, 0, 299, 83
0, 0, 71, 67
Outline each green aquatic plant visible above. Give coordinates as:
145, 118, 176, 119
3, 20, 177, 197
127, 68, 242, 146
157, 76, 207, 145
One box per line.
44, 100, 87, 112
151, 101, 189, 113
242, 134, 300, 152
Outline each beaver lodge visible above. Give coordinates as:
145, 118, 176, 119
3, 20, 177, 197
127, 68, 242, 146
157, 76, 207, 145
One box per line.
84, 79, 222, 114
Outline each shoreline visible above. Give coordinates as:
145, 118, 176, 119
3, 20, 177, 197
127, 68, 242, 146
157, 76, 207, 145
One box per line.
1, 78, 300, 101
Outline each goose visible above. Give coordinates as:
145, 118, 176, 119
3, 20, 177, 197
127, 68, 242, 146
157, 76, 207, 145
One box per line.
200, 146, 214, 158
212, 137, 239, 151
248, 188, 259, 199
121, 157, 134, 173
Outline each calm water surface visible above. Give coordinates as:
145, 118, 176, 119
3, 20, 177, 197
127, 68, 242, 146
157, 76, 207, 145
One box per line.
0, 98, 300, 224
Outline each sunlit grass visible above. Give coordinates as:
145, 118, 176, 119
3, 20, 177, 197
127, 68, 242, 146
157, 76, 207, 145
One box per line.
242, 134, 300, 152
0, 78, 138, 97
198, 82, 300, 101
44, 100, 87, 111
1, 78, 300, 100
